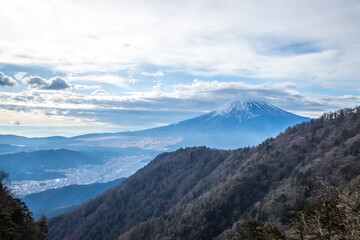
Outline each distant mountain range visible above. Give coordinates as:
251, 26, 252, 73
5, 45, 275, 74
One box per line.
47, 107, 360, 240
0, 149, 100, 181
23, 178, 125, 220
0, 100, 310, 151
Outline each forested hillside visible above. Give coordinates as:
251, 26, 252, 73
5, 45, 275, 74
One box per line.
49, 147, 232, 239
48, 107, 360, 240
0, 172, 49, 240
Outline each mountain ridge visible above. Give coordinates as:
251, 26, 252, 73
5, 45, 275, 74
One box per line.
22, 178, 125, 220
47, 106, 360, 240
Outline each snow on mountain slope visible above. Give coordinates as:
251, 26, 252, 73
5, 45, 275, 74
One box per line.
212, 100, 294, 120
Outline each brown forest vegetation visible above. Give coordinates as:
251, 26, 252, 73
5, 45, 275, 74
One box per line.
48, 107, 360, 240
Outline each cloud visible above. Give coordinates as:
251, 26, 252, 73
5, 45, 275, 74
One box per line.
10, 120, 21, 125
0, 0, 359, 89
141, 71, 164, 77
1, 78, 360, 137
74, 84, 101, 90
91, 89, 109, 96
46, 77, 71, 90
24, 76, 71, 90
152, 82, 162, 91
321, 82, 337, 89
13, 72, 27, 81
168, 80, 301, 105
1, 80, 358, 122
0, 107, 111, 129
23, 76, 46, 87
0, 72, 17, 87
67, 74, 130, 88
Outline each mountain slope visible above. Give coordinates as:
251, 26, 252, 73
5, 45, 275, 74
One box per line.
23, 178, 125, 219
48, 106, 360, 240
0, 144, 21, 154
48, 147, 232, 239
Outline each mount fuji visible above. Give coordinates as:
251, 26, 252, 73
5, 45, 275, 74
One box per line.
163, 100, 308, 132
72, 100, 310, 150
0, 100, 310, 151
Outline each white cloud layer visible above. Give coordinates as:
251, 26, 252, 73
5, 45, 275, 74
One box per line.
13, 72, 27, 81
0, 0, 359, 86
91, 89, 109, 96
0, 72, 17, 87
142, 71, 164, 77
23, 76, 71, 90
0, 80, 359, 132
74, 84, 101, 90
67, 74, 131, 88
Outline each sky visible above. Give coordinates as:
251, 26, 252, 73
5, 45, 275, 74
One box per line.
0, 0, 360, 137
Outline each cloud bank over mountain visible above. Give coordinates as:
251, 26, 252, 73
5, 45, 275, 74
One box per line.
0, 76, 358, 136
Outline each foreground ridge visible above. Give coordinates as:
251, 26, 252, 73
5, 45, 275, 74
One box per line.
48, 106, 360, 240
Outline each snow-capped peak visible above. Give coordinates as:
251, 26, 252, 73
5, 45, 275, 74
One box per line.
211, 100, 285, 121
215, 100, 253, 116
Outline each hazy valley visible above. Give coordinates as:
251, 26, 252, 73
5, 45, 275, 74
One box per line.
2, 101, 309, 196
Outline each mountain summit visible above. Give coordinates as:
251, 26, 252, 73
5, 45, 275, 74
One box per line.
169, 100, 308, 130
212, 100, 294, 120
